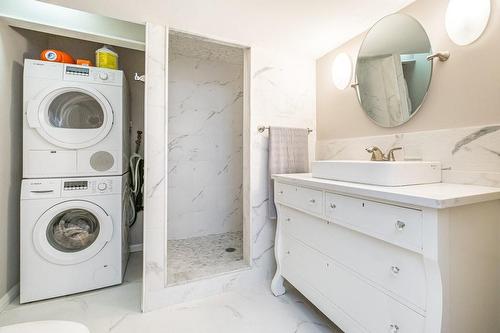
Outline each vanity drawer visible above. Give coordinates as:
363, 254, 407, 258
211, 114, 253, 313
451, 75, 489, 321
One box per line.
281, 234, 425, 333
280, 206, 426, 310
275, 182, 323, 215
325, 193, 423, 252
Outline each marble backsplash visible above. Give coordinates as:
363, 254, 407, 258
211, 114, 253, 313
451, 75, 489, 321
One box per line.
167, 33, 244, 240
317, 124, 500, 187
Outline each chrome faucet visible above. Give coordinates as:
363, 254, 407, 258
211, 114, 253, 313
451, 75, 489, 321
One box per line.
365, 146, 402, 161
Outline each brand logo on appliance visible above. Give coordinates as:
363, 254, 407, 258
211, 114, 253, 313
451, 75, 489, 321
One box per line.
44, 51, 57, 61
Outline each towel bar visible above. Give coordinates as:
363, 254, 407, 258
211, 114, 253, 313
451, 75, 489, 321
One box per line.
257, 126, 313, 134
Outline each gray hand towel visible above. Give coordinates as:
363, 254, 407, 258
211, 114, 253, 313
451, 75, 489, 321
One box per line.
268, 127, 309, 219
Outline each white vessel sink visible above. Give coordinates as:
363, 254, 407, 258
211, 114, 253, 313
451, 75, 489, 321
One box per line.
311, 160, 442, 186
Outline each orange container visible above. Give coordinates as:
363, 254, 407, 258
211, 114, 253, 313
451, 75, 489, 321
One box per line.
40, 49, 75, 64
76, 59, 93, 66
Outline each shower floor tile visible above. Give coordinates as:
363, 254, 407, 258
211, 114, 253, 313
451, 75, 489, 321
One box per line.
167, 231, 246, 285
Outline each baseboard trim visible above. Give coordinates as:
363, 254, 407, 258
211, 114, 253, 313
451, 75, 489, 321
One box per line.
0, 284, 19, 313
129, 243, 143, 253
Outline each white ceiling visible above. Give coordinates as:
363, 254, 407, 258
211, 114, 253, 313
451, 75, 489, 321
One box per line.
42, 0, 417, 59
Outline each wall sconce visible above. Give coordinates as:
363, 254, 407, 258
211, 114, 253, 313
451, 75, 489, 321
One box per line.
331, 52, 352, 90
445, 0, 491, 46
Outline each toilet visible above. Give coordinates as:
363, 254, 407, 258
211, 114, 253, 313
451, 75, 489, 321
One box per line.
0, 321, 90, 333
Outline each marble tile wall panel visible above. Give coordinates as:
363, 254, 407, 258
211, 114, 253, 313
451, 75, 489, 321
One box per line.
317, 124, 500, 187
143, 23, 168, 311
249, 47, 316, 282
167, 33, 244, 240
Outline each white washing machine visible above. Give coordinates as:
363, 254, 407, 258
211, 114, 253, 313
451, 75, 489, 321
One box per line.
20, 174, 130, 303
23, 59, 130, 178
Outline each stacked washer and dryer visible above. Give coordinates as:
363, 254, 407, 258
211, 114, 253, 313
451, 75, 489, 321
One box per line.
20, 59, 131, 303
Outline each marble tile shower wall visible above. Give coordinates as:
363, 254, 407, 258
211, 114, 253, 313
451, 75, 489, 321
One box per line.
167, 35, 244, 240
317, 124, 500, 187
143, 45, 316, 309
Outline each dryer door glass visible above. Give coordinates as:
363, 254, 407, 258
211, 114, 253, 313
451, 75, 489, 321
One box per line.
46, 209, 100, 253
48, 92, 104, 129
32, 87, 114, 149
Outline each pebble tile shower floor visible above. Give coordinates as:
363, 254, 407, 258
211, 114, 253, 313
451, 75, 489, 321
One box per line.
167, 231, 247, 285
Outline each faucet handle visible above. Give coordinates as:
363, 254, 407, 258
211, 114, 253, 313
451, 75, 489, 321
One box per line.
365, 146, 380, 153
365, 146, 385, 161
386, 147, 403, 161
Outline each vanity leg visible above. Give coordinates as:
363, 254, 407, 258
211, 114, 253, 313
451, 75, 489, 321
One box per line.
271, 274, 286, 296
271, 216, 286, 296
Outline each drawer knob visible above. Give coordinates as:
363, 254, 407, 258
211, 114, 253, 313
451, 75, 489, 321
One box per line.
391, 266, 400, 275
389, 324, 400, 333
279, 190, 284, 194
309, 199, 316, 204
285, 218, 291, 222
395, 220, 406, 231
330, 203, 336, 209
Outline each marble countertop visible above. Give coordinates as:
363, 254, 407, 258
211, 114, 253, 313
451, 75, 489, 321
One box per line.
272, 173, 500, 209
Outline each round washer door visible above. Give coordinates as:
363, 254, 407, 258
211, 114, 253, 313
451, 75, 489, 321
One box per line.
27, 85, 114, 149
33, 200, 113, 265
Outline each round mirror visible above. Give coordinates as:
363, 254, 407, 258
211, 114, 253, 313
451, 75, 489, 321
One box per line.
355, 13, 433, 127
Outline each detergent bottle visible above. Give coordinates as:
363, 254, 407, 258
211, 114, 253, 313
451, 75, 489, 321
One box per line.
95, 45, 118, 69
40, 49, 75, 64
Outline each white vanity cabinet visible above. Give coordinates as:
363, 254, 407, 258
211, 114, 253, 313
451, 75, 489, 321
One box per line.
271, 174, 500, 333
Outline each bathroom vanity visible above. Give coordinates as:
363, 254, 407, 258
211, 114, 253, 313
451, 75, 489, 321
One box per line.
271, 173, 500, 333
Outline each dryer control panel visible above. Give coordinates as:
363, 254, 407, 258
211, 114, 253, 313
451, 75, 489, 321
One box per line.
63, 63, 122, 86
22, 60, 123, 87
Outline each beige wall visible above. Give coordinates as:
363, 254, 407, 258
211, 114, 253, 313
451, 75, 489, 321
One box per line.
317, 0, 500, 140
0, 23, 44, 301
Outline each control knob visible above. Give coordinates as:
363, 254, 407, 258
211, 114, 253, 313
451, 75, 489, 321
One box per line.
97, 182, 108, 191
98, 71, 109, 80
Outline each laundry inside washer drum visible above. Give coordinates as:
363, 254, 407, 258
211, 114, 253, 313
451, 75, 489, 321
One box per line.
47, 209, 100, 252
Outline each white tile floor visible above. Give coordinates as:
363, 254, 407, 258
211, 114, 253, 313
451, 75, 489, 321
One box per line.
0, 252, 342, 333
167, 231, 247, 285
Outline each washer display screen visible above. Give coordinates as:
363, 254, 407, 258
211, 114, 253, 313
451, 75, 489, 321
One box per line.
64, 181, 88, 190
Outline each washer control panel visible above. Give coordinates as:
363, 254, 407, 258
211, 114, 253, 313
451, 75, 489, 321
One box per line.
94, 179, 113, 193
60, 176, 121, 197
21, 176, 123, 199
